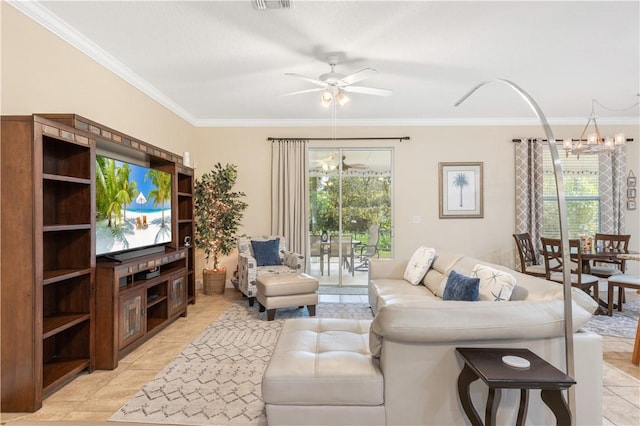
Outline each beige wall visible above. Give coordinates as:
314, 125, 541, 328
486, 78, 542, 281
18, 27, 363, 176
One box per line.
0, 4, 194, 153
3, 2, 638, 278
193, 125, 639, 276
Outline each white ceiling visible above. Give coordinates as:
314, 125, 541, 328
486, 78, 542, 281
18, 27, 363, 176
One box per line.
11, 0, 640, 127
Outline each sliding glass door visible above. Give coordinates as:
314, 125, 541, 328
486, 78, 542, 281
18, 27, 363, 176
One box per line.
308, 148, 393, 287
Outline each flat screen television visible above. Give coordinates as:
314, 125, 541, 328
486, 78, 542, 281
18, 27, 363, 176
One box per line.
95, 155, 172, 258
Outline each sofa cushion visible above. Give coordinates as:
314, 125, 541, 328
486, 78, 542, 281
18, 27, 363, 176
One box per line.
422, 251, 463, 296
251, 238, 282, 266
443, 270, 479, 301
403, 246, 436, 285
369, 298, 595, 356
472, 264, 516, 301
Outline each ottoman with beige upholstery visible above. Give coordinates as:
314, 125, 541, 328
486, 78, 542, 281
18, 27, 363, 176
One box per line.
256, 273, 319, 321
262, 318, 385, 426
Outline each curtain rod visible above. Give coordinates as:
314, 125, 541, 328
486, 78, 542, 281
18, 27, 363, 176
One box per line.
512, 137, 634, 143
268, 136, 410, 142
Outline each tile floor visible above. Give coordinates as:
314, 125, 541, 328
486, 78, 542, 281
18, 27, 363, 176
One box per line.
1, 288, 638, 425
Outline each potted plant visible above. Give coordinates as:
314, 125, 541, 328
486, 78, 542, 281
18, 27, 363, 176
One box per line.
194, 163, 248, 294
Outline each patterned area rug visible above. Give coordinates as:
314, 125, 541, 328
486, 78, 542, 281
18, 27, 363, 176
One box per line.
109, 301, 374, 426
582, 299, 639, 338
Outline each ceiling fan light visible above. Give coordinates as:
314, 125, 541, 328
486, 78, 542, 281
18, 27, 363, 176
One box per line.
321, 91, 333, 107
336, 91, 350, 106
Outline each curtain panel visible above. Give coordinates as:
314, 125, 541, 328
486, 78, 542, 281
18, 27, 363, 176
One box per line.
271, 139, 309, 257
514, 139, 544, 264
599, 145, 626, 234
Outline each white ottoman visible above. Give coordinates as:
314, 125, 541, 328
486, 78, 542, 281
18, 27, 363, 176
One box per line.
256, 273, 319, 321
262, 318, 385, 425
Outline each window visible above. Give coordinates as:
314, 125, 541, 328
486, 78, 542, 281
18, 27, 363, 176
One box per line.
542, 150, 600, 238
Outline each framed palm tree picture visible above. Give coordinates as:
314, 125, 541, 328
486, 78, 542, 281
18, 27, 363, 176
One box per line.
439, 162, 483, 218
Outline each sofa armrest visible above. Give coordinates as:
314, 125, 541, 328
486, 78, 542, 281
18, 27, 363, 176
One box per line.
369, 299, 593, 357
282, 251, 304, 271
369, 259, 408, 280
238, 252, 257, 297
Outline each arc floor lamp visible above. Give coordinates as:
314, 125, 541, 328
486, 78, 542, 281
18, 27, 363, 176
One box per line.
455, 79, 576, 423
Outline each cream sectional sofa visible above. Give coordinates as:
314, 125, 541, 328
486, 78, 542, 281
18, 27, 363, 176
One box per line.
263, 249, 602, 425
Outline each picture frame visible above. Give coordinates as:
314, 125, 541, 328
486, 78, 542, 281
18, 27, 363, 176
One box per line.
628, 171, 636, 187
628, 188, 637, 199
628, 199, 637, 210
439, 162, 483, 218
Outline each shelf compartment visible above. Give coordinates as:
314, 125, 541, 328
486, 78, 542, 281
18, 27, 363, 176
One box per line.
42, 135, 91, 179
43, 179, 92, 226
43, 314, 91, 339
43, 230, 92, 272
43, 268, 92, 285
43, 358, 91, 396
146, 301, 168, 333
178, 196, 193, 220
177, 173, 193, 194
42, 320, 91, 392
43, 275, 92, 336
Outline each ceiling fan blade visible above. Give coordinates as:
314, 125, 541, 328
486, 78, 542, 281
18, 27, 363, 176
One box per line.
343, 85, 392, 96
347, 163, 368, 169
280, 88, 324, 97
285, 72, 328, 87
339, 68, 377, 86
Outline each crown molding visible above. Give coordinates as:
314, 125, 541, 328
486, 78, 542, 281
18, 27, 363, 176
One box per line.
193, 116, 640, 128
10, 1, 640, 130
8, 0, 198, 125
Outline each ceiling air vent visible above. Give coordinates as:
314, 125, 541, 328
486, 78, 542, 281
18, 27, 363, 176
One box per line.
254, 0, 291, 10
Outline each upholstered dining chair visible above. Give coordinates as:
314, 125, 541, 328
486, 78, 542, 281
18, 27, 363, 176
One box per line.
309, 234, 325, 276
590, 233, 631, 278
513, 233, 546, 278
540, 237, 600, 303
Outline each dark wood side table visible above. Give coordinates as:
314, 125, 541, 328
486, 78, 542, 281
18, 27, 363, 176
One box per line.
455, 347, 576, 426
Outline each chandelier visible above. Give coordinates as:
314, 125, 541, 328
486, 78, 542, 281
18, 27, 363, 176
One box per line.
563, 98, 636, 156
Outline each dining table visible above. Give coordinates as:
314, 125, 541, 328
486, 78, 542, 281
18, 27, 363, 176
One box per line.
575, 246, 638, 274
320, 239, 361, 274
574, 247, 639, 313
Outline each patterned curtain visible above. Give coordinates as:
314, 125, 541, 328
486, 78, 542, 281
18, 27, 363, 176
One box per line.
514, 139, 544, 263
599, 145, 626, 233
271, 139, 309, 257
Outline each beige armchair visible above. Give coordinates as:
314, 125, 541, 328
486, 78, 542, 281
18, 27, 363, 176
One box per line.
237, 235, 304, 306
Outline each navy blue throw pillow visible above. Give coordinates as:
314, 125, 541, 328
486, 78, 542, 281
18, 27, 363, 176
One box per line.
443, 270, 479, 301
251, 239, 282, 266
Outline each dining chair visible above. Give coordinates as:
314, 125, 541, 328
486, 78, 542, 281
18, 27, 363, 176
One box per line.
540, 237, 600, 303
354, 224, 381, 271
309, 234, 325, 276
328, 234, 354, 276
590, 233, 630, 278
512, 233, 546, 277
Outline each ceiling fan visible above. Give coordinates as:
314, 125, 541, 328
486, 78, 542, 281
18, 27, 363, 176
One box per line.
312, 152, 368, 171
283, 55, 392, 107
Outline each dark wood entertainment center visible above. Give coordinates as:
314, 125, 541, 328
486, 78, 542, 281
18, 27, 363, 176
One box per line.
1, 114, 196, 412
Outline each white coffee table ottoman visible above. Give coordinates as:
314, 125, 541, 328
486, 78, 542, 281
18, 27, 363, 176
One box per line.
256, 272, 319, 321
262, 317, 384, 425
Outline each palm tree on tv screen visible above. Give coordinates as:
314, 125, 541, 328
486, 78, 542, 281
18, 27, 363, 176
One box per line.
96, 158, 138, 230
145, 169, 171, 226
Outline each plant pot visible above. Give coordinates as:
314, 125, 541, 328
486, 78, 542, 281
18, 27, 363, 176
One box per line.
203, 268, 226, 295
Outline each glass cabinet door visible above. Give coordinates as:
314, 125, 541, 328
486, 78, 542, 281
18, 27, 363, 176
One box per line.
169, 273, 186, 316
118, 288, 145, 350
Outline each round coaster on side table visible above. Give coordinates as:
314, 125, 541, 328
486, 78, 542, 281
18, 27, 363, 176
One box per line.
502, 355, 531, 369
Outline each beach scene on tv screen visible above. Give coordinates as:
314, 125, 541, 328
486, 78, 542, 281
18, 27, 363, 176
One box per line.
96, 156, 172, 256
